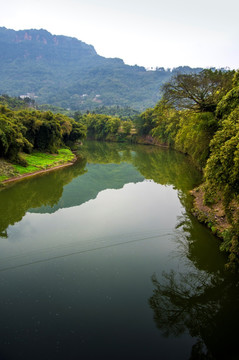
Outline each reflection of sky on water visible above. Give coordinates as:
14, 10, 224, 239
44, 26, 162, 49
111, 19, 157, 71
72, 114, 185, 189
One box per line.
6, 182, 181, 262
30, 162, 144, 214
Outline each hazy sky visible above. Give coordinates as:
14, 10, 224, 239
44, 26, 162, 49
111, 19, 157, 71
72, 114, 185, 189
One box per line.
1, 0, 238, 69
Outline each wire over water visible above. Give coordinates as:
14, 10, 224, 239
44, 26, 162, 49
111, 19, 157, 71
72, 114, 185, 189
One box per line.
0, 230, 172, 273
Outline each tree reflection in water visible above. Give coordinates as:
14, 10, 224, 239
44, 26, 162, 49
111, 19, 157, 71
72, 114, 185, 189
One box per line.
149, 268, 239, 359
1, 141, 239, 358
0, 157, 87, 238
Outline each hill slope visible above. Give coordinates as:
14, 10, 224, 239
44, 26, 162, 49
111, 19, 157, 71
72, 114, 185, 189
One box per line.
0, 27, 202, 111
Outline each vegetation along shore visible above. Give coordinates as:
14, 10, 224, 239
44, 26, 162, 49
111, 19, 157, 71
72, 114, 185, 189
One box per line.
0, 103, 86, 184
1, 68, 239, 269
0, 149, 76, 184
132, 69, 239, 269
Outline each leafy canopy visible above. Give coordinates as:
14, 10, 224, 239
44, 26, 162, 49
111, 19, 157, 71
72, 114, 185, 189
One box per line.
162, 69, 234, 113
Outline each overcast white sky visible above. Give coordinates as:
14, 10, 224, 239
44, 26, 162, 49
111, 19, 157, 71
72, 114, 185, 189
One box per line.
1, 0, 238, 69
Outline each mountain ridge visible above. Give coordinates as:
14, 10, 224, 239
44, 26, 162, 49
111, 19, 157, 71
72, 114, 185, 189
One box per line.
0, 27, 203, 111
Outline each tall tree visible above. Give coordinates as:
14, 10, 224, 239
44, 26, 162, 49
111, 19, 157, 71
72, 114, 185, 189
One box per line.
162, 69, 234, 113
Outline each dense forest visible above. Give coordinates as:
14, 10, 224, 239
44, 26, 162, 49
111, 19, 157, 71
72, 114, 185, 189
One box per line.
0, 106, 86, 165
136, 68, 239, 268
74, 112, 135, 141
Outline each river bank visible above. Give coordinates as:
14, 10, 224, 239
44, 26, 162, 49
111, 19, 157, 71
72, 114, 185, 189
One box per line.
191, 185, 239, 269
191, 186, 231, 237
0, 148, 76, 186
2, 161, 76, 184
136, 137, 235, 250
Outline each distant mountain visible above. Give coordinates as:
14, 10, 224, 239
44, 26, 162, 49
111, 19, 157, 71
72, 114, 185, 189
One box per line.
0, 27, 203, 111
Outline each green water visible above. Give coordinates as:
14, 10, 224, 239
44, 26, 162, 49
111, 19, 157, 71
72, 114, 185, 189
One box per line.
0, 141, 238, 360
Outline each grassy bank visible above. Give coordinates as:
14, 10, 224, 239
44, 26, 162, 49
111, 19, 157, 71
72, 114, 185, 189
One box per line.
0, 148, 75, 183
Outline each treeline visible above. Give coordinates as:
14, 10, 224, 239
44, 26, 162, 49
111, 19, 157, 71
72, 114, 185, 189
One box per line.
87, 106, 140, 121
136, 68, 239, 268
0, 106, 86, 165
0, 94, 140, 122
74, 113, 135, 141
0, 94, 36, 110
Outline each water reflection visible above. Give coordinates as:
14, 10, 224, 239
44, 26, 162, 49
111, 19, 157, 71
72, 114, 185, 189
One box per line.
1, 141, 238, 359
149, 269, 239, 359
146, 203, 237, 358
149, 209, 237, 359
0, 141, 202, 238
80, 141, 202, 192
31, 162, 144, 214
0, 158, 87, 237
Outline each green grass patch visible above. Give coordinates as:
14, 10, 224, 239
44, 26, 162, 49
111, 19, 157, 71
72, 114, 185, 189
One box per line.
0, 149, 75, 181
0, 175, 8, 181
13, 164, 40, 175
0, 159, 17, 180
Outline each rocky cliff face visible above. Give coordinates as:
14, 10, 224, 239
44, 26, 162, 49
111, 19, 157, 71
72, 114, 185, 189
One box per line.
0, 27, 98, 63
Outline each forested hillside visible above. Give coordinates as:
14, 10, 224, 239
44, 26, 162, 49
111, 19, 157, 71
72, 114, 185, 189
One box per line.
0, 27, 203, 111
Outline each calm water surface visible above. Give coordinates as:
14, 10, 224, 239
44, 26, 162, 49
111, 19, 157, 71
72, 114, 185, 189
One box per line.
0, 141, 238, 360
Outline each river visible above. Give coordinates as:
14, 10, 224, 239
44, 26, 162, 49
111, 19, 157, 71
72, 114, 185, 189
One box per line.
0, 141, 238, 359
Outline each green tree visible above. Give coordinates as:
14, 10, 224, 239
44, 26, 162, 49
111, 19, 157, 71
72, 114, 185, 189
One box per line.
216, 71, 239, 119
121, 120, 132, 136
162, 69, 234, 113
151, 100, 180, 146
175, 111, 216, 168
0, 105, 86, 162
135, 108, 155, 135
204, 106, 239, 202
0, 114, 32, 163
